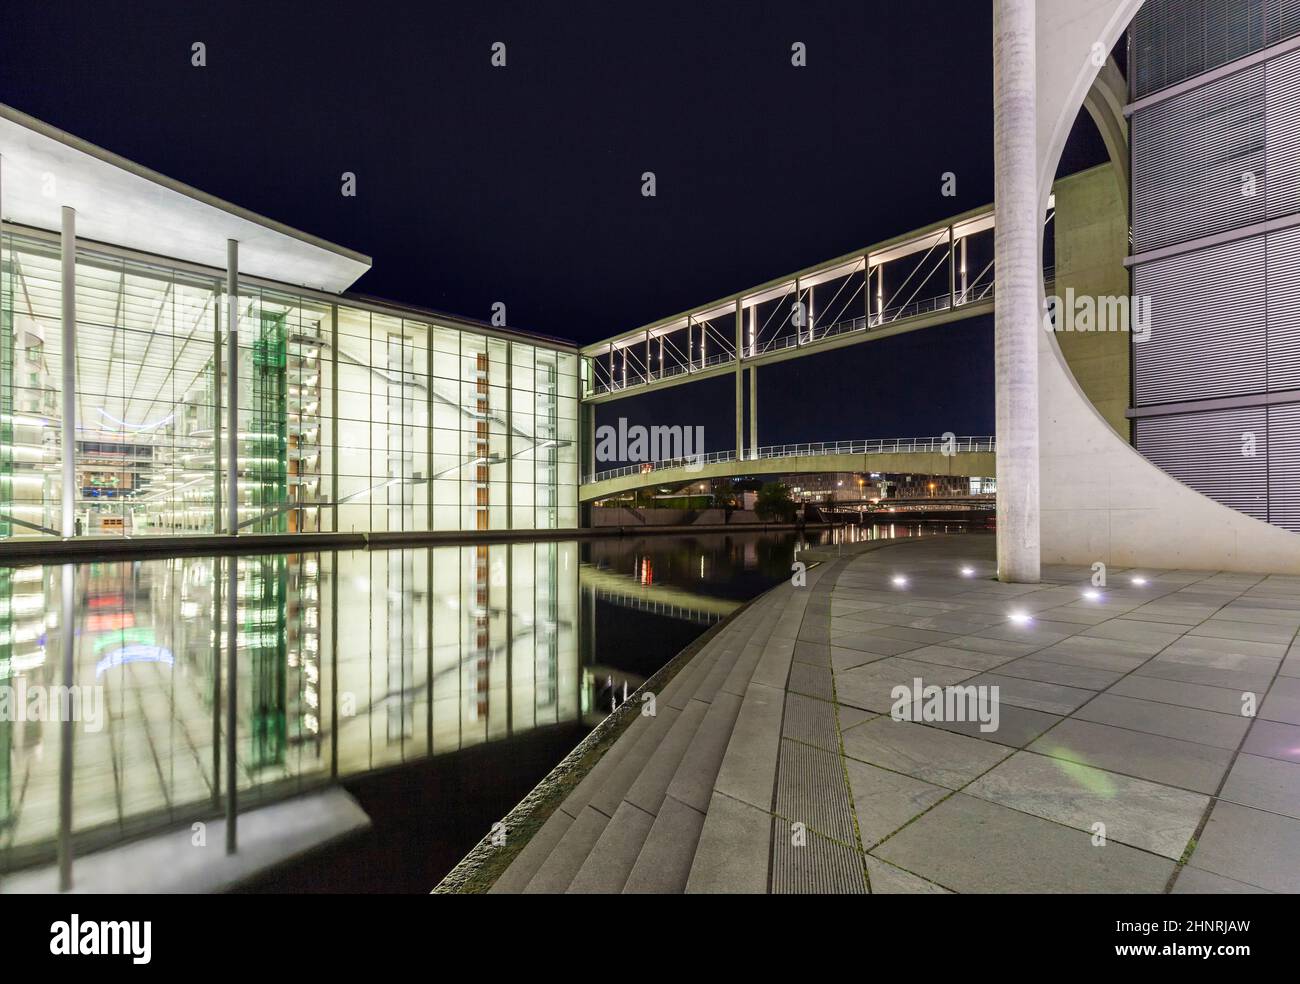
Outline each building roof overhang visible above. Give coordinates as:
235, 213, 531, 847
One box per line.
0, 102, 371, 293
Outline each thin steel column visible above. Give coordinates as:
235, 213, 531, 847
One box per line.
734, 298, 743, 459
582, 401, 595, 481
213, 294, 222, 533
60, 208, 76, 538
505, 547, 513, 735
212, 560, 222, 810
426, 312, 433, 529
506, 341, 513, 530
225, 555, 238, 852
687, 316, 693, 372
331, 304, 339, 532
225, 240, 239, 536
57, 563, 75, 890
330, 553, 339, 778
948, 225, 956, 309
794, 277, 802, 346
749, 366, 758, 454
961, 236, 968, 303
865, 257, 872, 325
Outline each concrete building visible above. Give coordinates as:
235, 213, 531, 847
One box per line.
1129, 0, 1300, 532
1027, 0, 1300, 575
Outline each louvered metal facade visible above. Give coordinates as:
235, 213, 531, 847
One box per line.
1132, 0, 1300, 98
1131, 0, 1300, 532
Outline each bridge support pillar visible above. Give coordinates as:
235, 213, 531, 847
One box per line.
735, 299, 744, 460
993, 0, 1040, 583
749, 367, 757, 457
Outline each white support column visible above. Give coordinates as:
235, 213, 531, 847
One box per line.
226, 240, 239, 536
734, 298, 743, 458
947, 225, 956, 310
993, 0, 1040, 583
749, 366, 757, 457
60, 207, 76, 538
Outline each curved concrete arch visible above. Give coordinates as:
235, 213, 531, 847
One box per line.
1035, 0, 1300, 572
1083, 55, 1130, 212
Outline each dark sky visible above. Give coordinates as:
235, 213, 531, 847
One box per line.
0, 0, 1106, 445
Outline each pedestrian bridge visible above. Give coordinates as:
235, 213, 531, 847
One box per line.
579, 436, 995, 501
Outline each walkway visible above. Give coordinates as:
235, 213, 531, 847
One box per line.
580, 437, 995, 501
479, 534, 1300, 893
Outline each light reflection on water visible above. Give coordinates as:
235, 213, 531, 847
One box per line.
0, 522, 966, 885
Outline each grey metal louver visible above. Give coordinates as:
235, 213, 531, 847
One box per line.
1132, 65, 1266, 253
1268, 402, 1300, 529
1133, 0, 1271, 98
1136, 406, 1269, 520
1134, 236, 1267, 405
1266, 226, 1300, 390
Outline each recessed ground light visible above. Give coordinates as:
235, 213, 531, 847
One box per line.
1131, 576, 1148, 586
891, 575, 908, 587
1008, 611, 1032, 624
1083, 589, 1101, 600
960, 566, 975, 576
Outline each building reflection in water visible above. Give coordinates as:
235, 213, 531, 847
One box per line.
0, 542, 579, 876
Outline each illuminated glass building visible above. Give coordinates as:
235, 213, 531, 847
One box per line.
0, 104, 579, 542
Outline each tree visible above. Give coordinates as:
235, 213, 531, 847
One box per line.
754, 482, 797, 523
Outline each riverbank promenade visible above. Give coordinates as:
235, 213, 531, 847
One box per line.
454, 533, 1300, 893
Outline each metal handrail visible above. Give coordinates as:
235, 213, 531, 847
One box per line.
583, 436, 995, 483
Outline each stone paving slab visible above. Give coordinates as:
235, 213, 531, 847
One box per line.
864, 855, 953, 894
871, 793, 1176, 893
1072, 692, 1249, 749
1190, 800, 1300, 893
491, 533, 1300, 894
842, 716, 1012, 789
965, 750, 1207, 859
1029, 718, 1234, 795
1240, 719, 1300, 763
843, 757, 948, 848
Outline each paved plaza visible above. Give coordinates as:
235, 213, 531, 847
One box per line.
487, 533, 1300, 893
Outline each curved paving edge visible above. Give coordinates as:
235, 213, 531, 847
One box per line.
463, 535, 923, 894
468, 530, 1300, 894
433, 580, 771, 893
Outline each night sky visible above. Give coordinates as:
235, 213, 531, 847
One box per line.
0, 1, 1105, 445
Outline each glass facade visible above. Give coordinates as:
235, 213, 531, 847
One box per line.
0, 543, 579, 869
0, 230, 578, 539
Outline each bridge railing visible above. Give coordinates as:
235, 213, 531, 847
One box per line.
585, 264, 1057, 399
583, 436, 996, 484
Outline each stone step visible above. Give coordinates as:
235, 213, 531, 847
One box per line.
496, 590, 779, 894
500, 612, 750, 892
622, 596, 785, 893
686, 582, 813, 893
